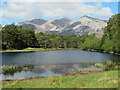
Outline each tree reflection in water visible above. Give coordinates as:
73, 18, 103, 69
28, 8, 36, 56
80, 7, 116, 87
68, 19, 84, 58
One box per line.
2, 65, 34, 76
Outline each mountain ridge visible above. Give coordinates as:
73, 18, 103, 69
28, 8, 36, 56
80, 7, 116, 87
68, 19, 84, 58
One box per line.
17, 16, 108, 38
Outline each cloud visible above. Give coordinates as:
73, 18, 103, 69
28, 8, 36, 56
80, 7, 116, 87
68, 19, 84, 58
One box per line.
1, 2, 113, 20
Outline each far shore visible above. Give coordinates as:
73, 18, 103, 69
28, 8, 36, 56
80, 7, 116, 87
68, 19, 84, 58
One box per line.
0, 47, 120, 55
0, 48, 120, 55
0, 48, 79, 53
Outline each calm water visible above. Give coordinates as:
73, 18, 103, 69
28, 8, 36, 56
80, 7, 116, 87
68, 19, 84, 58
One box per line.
0, 49, 120, 80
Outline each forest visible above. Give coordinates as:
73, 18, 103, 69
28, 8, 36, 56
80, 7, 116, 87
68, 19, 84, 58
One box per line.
0, 14, 120, 54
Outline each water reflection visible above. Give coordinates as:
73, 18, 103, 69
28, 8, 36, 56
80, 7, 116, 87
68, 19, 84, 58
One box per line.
1, 49, 120, 80
1, 63, 102, 80
2, 65, 34, 76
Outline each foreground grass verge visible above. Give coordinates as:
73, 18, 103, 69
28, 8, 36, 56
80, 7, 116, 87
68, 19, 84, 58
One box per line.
2, 71, 119, 88
0, 48, 79, 53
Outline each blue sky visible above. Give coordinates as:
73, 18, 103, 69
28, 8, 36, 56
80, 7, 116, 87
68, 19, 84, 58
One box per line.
0, 1, 119, 26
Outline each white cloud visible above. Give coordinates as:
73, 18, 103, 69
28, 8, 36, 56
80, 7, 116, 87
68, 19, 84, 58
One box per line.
1, 2, 113, 19
0, 2, 114, 22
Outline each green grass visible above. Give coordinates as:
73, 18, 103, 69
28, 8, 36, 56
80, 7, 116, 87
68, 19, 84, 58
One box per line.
1, 71, 119, 88
0, 48, 78, 52
0, 48, 63, 52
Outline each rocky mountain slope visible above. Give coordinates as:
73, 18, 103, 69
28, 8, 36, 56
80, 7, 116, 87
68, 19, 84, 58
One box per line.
17, 16, 107, 38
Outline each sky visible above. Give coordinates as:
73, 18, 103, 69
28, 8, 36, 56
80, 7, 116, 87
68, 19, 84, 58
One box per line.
0, 0, 119, 26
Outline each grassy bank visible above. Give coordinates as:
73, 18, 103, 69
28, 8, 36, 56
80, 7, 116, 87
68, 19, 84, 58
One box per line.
0, 48, 66, 52
2, 71, 119, 88
0, 48, 79, 53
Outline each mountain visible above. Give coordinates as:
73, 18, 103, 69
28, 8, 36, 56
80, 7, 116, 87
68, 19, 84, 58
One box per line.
17, 16, 107, 38
29, 19, 47, 25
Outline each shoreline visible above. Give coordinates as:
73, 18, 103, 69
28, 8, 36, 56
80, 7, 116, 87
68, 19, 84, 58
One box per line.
0, 48, 120, 55
0, 48, 79, 53
2, 71, 119, 88
2, 70, 105, 82
82, 49, 120, 56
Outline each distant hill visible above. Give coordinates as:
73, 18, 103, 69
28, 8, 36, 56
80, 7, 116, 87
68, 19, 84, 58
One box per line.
17, 16, 107, 38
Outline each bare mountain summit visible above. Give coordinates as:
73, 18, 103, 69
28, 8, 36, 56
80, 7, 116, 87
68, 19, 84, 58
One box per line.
17, 16, 107, 38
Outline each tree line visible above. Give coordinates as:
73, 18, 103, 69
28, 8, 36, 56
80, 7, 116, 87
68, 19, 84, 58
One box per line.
0, 14, 120, 54
1, 25, 38, 50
